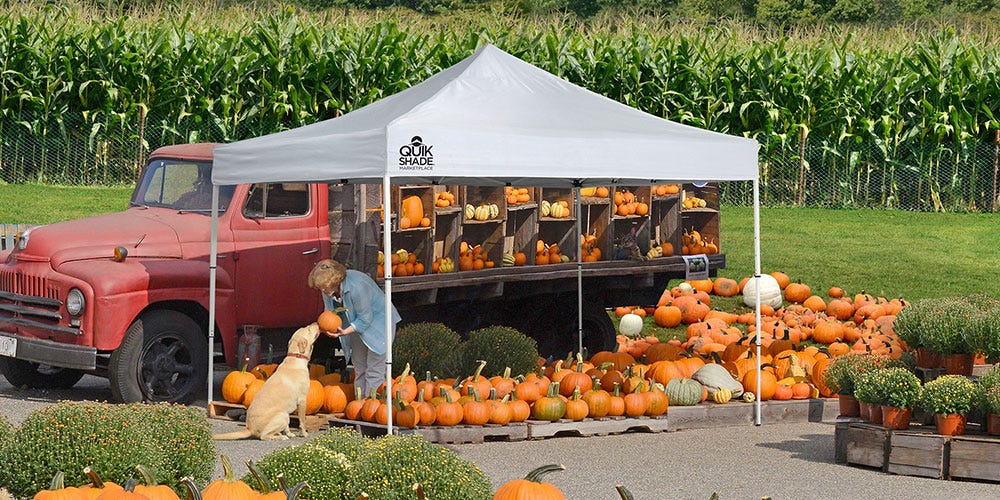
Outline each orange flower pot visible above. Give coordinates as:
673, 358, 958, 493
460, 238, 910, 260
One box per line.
838, 394, 860, 418
942, 353, 974, 376
987, 413, 1000, 436
934, 413, 967, 436
881, 405, 912, 430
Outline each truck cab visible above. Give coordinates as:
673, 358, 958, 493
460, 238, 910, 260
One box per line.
0, 143, 331, 403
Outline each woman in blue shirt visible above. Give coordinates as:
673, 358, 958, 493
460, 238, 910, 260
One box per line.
308, 259, 401, 396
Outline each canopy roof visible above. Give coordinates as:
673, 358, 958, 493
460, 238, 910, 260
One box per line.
212, 44, 758, 187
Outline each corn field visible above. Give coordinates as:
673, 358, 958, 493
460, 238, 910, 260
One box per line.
1, 5, 1000, 210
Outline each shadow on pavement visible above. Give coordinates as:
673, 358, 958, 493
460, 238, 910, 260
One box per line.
755, 433, 835, 464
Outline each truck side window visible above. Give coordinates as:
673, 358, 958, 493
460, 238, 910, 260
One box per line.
243, 183, 310, 219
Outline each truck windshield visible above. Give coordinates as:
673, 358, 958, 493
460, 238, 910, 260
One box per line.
131, 159, 236, 212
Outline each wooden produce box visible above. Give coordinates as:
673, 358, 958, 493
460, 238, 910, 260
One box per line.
845, 423, 891, 470
888, 430, 950, 479
948, 435, 1000, 482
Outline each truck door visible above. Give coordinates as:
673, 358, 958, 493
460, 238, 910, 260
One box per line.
230, 183, 325, 327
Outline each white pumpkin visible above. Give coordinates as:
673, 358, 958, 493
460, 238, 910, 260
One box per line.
742, 274, 783, 309
675, 282, 694, 294
618, 313, 644, 336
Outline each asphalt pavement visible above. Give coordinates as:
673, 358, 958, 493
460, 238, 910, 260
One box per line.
2, 372, 999, 499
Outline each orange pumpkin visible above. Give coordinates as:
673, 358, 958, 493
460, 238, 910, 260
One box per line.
317, 310, 342, 333
221, 361, 257, 404
493, 465, 567, 500
201, 456, 257, 500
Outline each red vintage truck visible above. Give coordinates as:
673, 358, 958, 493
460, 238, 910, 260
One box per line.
0, 143, 724, 403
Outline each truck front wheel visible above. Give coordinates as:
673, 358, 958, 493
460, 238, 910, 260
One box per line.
109, 310, 208, 404
0, 358, 85, 389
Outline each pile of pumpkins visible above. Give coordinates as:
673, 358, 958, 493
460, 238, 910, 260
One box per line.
29, 458, 309, 500
339, 350, 758, 429
614, 272, 909, 401
221, 357, 353, 416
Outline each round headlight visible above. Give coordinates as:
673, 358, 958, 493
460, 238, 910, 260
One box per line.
66, 288, 85, 316
16, 228, 32, 250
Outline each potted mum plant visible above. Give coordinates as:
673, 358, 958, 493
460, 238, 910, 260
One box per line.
974, 365, 1000, 436
823, 353, 895, 418
853, 370, 884, 424
920, 297, 981, 376
920, 374, 976, 436
893, 298, 940, 368
872, 367, 922, 430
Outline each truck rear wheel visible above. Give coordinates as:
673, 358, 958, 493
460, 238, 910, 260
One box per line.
109, 310, 208, 404
0, 357, 85, 389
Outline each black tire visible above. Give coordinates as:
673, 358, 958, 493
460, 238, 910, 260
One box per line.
0, 357, 85, 389
109, 310, 208, 404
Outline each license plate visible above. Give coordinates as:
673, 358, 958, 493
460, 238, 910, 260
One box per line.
0, 336, 16, 358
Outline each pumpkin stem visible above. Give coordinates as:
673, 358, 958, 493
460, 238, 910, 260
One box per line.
354, 386, 363, 401
245, 460, 274, 493
280, 476, 309, 500
502, 366, 511, 379
135, 465, 162, 487
613, 382, 621, 397
239, 358, 249, 373
616, 484, 635, 500
575, 352, 584, 372
219, 455, 237, 482
523, 464, 566, 483
397, 363, 411, 382
489, 387, 498, 401
47, 471, 66, 491
472, 360, 487, 382
180, 477, 202, 500
356, 493, 370, 500
122, 478, 139, 493
83, 467, 108, 488
412, 483, 426, 500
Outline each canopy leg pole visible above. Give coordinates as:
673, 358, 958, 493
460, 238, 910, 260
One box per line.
207, 185, 220, 413
753, 178, 762, 426
575, 186, 583, 355
383, 176, 394, 435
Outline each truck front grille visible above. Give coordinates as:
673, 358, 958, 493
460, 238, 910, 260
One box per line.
0, 269, 70, 332
0, 269, 59, 300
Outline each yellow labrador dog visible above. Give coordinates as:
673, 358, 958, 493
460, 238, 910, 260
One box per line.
213, 323, 320, 440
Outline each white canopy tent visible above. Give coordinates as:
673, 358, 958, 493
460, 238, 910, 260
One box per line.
209, 44, 765, 431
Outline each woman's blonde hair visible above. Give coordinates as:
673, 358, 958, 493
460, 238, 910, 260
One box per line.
308, 259, 347, 290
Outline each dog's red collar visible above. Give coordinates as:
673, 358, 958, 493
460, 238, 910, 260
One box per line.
285, 353, 310, 360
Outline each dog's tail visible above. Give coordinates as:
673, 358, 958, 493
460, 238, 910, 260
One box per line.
212, 429, 254, 440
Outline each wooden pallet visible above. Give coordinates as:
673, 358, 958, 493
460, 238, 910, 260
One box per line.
526, 416, 670, 439
207, 400, 334, 433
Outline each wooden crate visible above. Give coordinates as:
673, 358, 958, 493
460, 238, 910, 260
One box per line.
433, 211, 462, 262
948, 435, 1000, 482
580, 202, 611, 263
650, 195, 681, 256
461, 221, 504, 268
391, 230, 432, 276
887, 430, 950, 479
539, 188, 575, 221
538, 219, 576, 262
845, 423, 890, 470
505, 186, 539, 209
393, 185, 435, 231
609, 216, 651, 261
462, 186, 507, 223
504, 207, 538, 261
